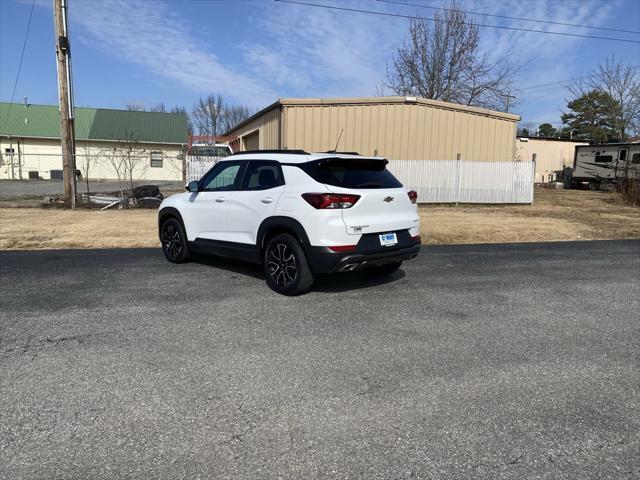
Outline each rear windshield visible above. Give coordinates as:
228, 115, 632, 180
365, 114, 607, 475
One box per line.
303, 158, 402, 189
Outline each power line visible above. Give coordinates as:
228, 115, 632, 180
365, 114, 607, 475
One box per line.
9, 0, 36, 105
517, 66, 640, 92
376, 0, 640, 35
274, 0, 640, 44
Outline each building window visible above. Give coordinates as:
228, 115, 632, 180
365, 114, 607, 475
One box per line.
150, 151, 163, 168
2, 148, 15, 166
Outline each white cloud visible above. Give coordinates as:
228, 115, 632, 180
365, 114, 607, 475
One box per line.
450, 0, 623, 122
241, 0, 621, 111
243, 0, 408, 98
31, 0, 633, 119
65, 0, 276, 106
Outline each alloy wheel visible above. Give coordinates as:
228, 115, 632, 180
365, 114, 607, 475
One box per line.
162, 222, 183, 259
267, 242, 297, 287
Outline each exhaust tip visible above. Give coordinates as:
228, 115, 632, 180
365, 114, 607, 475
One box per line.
340, 263, 359, 272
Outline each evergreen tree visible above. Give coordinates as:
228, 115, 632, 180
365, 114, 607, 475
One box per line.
561, 90, 621, 142
537, 123, 557, 138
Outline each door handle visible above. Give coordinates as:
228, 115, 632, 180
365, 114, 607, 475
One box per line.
261, 197, 274, 204
215, 197, 225, 203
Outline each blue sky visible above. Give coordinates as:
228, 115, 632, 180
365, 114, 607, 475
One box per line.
1, 0, 639, 127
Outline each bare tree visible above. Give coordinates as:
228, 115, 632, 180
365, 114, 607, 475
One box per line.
107, 147, 127, 201
77, 142, 95, 201
386, 1, 518, 111
567, 56, 640, 139
126, 103, 146, 111
127, 102, 177, 114
192, 94, 225, 136
118, 135, 147, 198
171, 106, 193, 135
149, 102, 167, 113
106, 134, 147, 203
191, 95, 253, 135
222, 104, 253, 132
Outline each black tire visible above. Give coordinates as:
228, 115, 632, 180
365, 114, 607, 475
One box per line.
366, 261, 402, 276
599, 179, 612, 191
263, 233, 314, 295
161, 217, 191, 263
589, 180, 599, 191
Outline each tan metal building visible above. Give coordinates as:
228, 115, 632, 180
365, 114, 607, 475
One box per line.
515, 137, 589, 183
226, 97, 519, 161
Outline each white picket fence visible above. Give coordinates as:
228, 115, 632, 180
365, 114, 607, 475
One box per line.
185, 155, 534, 204
387, 159, 534, 203
185, 155, 223, 183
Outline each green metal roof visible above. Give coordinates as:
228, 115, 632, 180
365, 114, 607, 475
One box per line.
0, 102, 188, 144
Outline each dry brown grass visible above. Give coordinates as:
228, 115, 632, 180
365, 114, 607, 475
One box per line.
0, 209, 158, 250
0, 190, 638, 250
420, 189, 640, 244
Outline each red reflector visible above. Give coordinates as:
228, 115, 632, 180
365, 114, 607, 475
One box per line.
328, 245, 358, 252
412, 235, 421, 243
407, 190, 418, 204
302, 193, 360, 209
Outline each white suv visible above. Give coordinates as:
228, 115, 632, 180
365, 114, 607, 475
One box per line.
158, 150, 421, 295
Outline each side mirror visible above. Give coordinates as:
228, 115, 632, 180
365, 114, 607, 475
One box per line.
186, 180, 199, 192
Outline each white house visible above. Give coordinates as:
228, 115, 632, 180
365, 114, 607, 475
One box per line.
0, 102, 188, 182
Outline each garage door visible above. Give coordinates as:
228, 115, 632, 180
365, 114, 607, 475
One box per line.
243, 131, 260, 151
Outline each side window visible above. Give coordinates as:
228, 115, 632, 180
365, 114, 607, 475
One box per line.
201, 161, 244, 191
619, 149, 627, 161
595, 155, 613, 163
240, 160, 284, 190
632, 153, 640, 165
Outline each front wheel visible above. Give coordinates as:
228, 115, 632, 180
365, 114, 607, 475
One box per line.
161, 217, 191, 263
263, 233, 314, 295
366, 261, 402, 276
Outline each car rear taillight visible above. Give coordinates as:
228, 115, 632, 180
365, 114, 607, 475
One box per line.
328, 245, 358, 252
407, 190, 417, 204
302, 193, 360, 209
412, 234, 421, 243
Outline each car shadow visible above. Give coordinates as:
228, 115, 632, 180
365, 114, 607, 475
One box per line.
312, 269, 406, 292
192, 254, 265, 280
191, 254, 405, 292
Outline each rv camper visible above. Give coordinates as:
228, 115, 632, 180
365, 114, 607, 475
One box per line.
572, 143, 640, 190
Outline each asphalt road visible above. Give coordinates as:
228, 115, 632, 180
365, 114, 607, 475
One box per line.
1, 241, 639, 479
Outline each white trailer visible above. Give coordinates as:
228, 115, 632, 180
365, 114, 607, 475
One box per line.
572, 143, 640, 190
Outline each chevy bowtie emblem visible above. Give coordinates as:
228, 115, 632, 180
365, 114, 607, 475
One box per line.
383, 196, 394, 202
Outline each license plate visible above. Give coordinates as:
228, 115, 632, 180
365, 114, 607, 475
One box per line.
379, 232, 398, 247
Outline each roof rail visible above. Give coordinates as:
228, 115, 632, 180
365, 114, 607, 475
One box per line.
231, 149, 309, 155
323, 150, 361, 155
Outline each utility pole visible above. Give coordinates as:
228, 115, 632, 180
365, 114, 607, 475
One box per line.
503, 91, 516, 113
53, 0, 76, 207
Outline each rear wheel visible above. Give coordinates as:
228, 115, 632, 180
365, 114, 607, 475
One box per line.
366, 261, 402, 276
589, 180, 599, 191
599, 179, 612, 191
161, 217, 191, 263
264, 233, 314, 295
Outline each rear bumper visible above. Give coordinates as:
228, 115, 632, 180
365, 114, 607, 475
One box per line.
306, 241, 421, 273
